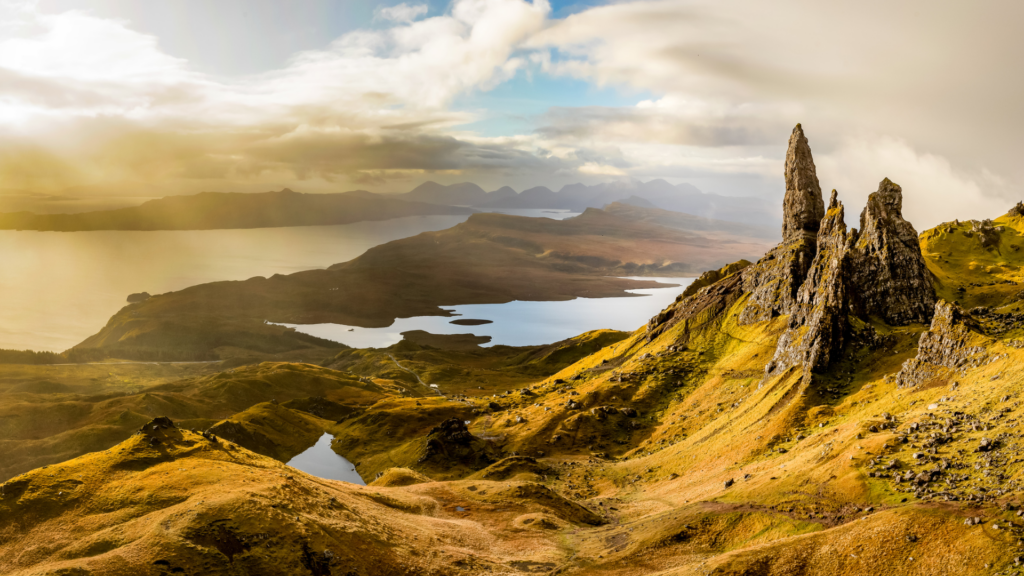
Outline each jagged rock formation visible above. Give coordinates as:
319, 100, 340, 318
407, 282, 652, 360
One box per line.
1009, 201, 1024, 217
646, 273, 746, 343
845, 178, 936, 325
418, 417, 500, 471
734, 128, 937, 378
781, 124, 826, 241
738, 238, 816, 324
127, 291, 151, 303
765, 191, 849, 378
894, 300, 988, 388
739, 125, 824, 325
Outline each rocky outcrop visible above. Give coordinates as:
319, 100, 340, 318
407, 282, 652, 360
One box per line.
1009, 201, 1024, 217
738, 124, 823, 325
781, 124, 826, 241
738, 238, 816, 324
765, 191, 849, 378
894, 300, 987, 388
646, 273, 746, 343
127, 292, 151, 303
846, 178, 936, 325
418, 417, 500, 471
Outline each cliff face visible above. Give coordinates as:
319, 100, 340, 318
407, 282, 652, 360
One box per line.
781, 123, 826, 242
739, 124, 824, 325
894, 300, 988, 389
765, 191, 849, 378
846, 178, 936, 325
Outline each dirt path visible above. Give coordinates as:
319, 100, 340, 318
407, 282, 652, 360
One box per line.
387, 354, 443, 396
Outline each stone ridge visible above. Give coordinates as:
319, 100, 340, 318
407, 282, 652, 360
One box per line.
693, 127, 936, 377
894, 300, 988, 389
846, 178, 937, 325
765, 190, 849, 379
781, 123, 825, 241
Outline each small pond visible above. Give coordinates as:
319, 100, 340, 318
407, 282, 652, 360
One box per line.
285, 433, 365, 485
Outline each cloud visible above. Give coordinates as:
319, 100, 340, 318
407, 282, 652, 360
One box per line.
525, 0, 1024, 216
374, 3, 429, 23
1, 0, 1022, 218
0, 0, 561, 193
817, 136, 1010, 231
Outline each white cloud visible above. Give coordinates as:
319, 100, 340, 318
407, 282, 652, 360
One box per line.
1, 0, 1022, 216
374, 3, 429, 24
0, 0, 558, 191
817, 136, 1010, 230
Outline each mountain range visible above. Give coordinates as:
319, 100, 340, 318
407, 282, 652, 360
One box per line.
401, 179, 780, 226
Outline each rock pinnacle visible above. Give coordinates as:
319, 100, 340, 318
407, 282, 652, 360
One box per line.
781, 124, 825, 241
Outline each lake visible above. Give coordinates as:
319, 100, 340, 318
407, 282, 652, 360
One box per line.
276, 277, 695, 349
285, 433, 365, 484
0, 215, 473, 352
0, 208, 583, 352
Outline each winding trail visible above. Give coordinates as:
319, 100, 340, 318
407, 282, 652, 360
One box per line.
387, 353, 442, 396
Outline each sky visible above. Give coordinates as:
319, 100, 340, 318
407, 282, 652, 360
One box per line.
1, 0, 1022, 228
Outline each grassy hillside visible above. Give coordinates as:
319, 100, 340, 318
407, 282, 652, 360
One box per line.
0, 189, 474, 231
7, 187, 1024, 571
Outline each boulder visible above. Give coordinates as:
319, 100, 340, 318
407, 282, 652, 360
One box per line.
418, 417, 501, 471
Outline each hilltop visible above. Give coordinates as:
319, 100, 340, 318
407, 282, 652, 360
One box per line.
70, 206, 772, 360
0, 189, 473, 231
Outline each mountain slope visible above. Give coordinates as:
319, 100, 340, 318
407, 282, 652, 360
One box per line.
0, 189, 473, 231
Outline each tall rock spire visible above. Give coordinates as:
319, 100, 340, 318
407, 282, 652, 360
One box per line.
781, 124, 825, 241
738, 124, 823, 325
